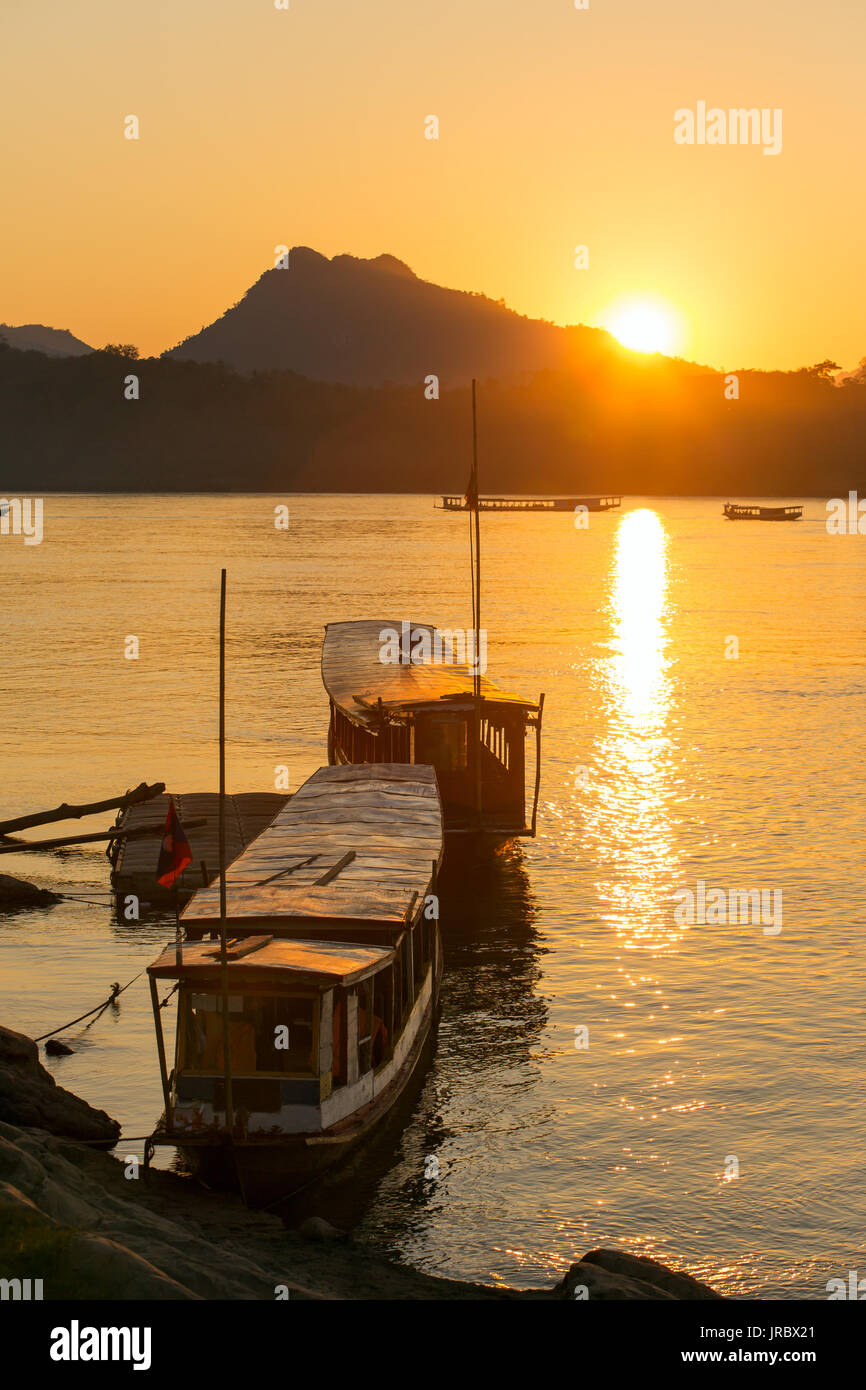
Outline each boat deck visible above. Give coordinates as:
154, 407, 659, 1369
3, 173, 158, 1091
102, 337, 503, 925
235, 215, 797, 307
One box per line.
181, 763, 443, 935
111, 792, 289, 906
322, 619, 537, 730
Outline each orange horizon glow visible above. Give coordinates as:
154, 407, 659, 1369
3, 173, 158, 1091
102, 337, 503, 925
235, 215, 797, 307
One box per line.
1, 1, 864, 372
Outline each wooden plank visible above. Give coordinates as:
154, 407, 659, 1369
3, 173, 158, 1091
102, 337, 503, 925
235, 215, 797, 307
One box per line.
111, 792, 288, 905
314, 850, 356, 885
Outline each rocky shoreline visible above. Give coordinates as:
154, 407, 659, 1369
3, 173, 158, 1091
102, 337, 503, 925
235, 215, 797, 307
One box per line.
0, 1025, 725, 1301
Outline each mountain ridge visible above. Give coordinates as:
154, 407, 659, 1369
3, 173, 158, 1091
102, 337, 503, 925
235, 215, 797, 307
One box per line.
0, 323, 93, 358
164, 246, 657, 387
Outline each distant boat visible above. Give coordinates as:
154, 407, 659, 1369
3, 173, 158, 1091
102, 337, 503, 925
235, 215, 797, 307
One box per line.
724, 503, 803, 521
438, 494, 621, 513
144, 763, 444, 1205
322, 619, 543, 841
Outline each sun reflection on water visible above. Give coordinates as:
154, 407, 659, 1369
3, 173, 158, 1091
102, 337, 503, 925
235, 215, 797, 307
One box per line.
584, 508, 683, 948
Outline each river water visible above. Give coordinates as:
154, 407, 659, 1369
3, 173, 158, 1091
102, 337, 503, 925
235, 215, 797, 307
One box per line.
1, 494, 863, 1297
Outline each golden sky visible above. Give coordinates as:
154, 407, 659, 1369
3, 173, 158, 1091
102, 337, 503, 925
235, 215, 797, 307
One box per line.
1, 0, 863, 370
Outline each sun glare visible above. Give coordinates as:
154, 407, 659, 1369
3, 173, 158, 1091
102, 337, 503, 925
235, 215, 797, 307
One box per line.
604, 298, 683, 355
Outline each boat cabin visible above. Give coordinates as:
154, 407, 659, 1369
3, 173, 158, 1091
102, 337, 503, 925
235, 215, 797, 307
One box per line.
147, 928, 439, 1140
145, 763, 444, 1189
321, 619, 543, 838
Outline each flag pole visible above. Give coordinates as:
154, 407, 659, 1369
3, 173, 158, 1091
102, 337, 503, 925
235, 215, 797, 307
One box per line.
174, 881, 182, 971
471, 380, 483, 827
218, 569, 234, 1140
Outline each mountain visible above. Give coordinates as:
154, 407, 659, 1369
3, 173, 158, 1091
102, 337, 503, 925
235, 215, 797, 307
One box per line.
0, 323, 93, 357
166, 246, 631, 386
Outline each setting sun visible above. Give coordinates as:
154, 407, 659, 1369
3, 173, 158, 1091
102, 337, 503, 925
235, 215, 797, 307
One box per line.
604, 298, 684, 355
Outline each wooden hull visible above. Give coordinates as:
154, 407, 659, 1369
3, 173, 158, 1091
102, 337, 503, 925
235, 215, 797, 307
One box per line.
724, 506, 803, 521
163, 945, 443, 1207
438, 495, 621, 513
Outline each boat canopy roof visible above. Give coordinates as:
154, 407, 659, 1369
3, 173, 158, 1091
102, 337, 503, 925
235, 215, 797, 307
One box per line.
322, 619, 538, 727
147, 935, 393, 986
181, 763, 443, 930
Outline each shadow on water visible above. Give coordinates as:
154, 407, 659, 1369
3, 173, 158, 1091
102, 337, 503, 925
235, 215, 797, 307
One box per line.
275, 840, 547, 1239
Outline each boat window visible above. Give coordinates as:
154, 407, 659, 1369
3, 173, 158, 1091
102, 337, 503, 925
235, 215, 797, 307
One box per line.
356, 979, 373, 1075
357, 977, 389, 1072
182, 991, 316, 1076
393, 944, 405, 1029
373, 966, 394, 1067
403, 939, 414, 1016
420, 715, 468, 772
412, 924, 423, 990
332, 989, 348, 1089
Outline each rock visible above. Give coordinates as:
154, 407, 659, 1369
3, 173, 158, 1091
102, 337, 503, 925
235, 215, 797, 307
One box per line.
44, 1040, 74, 1056
298, 1216, 348, 1243
582, 1248, 724, 1299
558, 1261, 676, 1300
556, 1249, 725, 1301
0, 1123, 321, 1300
0, 873, 62, 908
0, 1182, 200, 1300
0, 1025, 119, 1144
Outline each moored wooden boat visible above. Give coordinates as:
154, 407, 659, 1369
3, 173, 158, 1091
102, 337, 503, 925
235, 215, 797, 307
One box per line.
322, 619, 544, 840
723, 502, 803, 521
144, 763, 444, 1205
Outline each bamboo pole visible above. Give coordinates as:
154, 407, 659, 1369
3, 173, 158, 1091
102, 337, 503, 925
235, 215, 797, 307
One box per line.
531, 693, 545, 837
471, 379, 483, 827
0, 782, 165, 837
0, 818, 206, 855
217, 569, 234, 1138
149, 975, 172, 1126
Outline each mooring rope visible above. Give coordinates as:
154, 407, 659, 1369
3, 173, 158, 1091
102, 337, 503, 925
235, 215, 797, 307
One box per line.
33, 970, 145, 1042
72, 1135, 153, 1145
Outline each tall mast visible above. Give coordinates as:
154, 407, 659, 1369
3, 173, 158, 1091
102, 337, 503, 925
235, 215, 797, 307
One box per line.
218, 568, 234, 1138
472, 379, 481, 700
471, 381, 483, 825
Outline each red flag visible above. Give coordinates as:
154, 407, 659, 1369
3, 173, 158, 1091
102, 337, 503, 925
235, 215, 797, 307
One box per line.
156, 797, 192, 888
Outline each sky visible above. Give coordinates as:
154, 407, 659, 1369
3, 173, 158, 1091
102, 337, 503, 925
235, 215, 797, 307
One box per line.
1, 0, 864, 370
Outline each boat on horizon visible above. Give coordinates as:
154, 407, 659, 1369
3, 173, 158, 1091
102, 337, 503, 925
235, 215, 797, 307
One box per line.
723, 502, 803, 521
144, 762, 444, 1206
437, 493, 621, 513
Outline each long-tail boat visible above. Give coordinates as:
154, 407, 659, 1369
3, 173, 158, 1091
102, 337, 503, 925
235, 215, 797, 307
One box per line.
437, 494, 621, 513
723, 503, 803, 521
144, 762, 444, 1205
322, 619, 543, 840
322, 382, 544, 843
